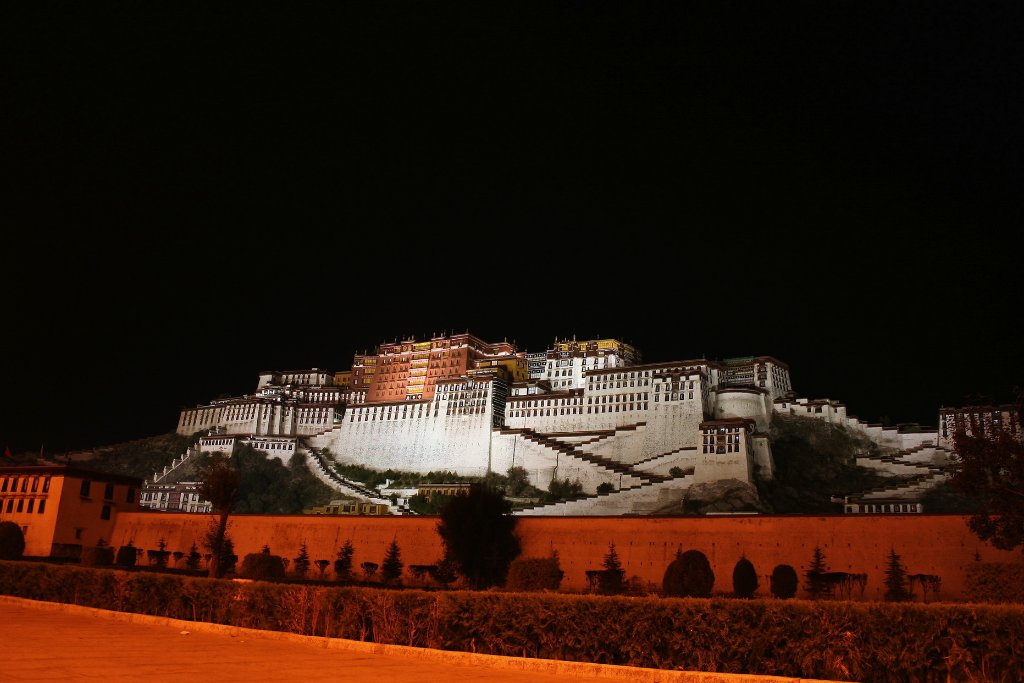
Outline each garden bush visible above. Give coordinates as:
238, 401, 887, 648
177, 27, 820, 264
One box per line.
662, 550, 714, 598
505, 555, 564, 592
0, 522, 25, 560
238, 549, 287, 581
770, 564, 798, 599
1, 559, 1023, 682
80, 544, 114, 567
115, 543, 137, 567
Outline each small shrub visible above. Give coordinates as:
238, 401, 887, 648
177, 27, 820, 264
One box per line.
770, 564, 798, 599
430, 554, 458, 586
669, 466, 685, 477
732, 556, 758, 598
185, 543, 202, 571
596, 482, 615, 494
314, 559, 330, 579
361, 561, 379, 579
0, 522, 26, 560
239, 548, 286, 581
115, 542, 137, 567
662, 549, 714, 598
506, 553, 564, 591
81, 543, 114, 567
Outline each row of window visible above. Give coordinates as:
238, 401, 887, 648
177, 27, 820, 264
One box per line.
80, 481, 135, 503
848, 503, 922, 514
2, 497, 46, 514
509, 403, 651, 418
0, 476, 50, 494
702, 445, 741, 454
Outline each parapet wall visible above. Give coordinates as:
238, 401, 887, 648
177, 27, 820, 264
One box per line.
109, 512, 1020, 600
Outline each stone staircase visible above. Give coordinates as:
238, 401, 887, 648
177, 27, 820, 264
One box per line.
856, 442, 949, 477
504, 427, 668, 486
849, 441, 951, 504
152, 446, 200, 483
514, 473, 694, 516
301, 446, 414, 515
855, 470, 948, 501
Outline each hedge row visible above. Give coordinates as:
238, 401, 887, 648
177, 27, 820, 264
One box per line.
1, 561, 1022, 682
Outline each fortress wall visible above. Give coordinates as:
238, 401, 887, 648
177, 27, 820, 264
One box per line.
638, 402, 706, 458
585, 426, 647, 463
713, 391, 771, 432
489, 433, 627, 491
109, 512, 1020, 600
318, 408, 494, 477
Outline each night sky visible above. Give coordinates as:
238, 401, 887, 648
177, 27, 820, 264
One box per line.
4, 4, 1022, 454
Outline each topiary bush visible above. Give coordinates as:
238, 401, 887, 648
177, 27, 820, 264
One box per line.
732, 556, 759, 598
81, 543, 114, 567
505, 554, 564, 592
115, 542, 137, 567
0, 522, 25, 560
238, 547, 286, 581
771, 564, 799, 599
662, 549, 714, 598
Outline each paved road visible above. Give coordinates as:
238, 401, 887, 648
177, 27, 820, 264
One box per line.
0, 598, 827, 683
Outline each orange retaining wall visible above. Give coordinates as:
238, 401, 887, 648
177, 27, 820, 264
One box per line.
110, 512, 1020, 599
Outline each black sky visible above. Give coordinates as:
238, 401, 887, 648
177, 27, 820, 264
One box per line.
3, 3, 1022, 454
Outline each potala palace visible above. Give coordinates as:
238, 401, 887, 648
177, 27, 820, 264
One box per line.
155, 332, 1018, 516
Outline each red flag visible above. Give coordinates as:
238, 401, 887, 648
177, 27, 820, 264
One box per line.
3, 446, 11, 459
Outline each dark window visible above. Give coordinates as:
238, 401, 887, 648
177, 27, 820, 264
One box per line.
42, 477, 50, 493
104, 483, 114, 500
27, 499, 34, 513
0, 478, 7, 492
5, 500, 12, 512
38, 499, 46, 514
101, 505, 111, 520
80, 480, 91, 497
126, 487, 135, 503
16, 500, 24, 513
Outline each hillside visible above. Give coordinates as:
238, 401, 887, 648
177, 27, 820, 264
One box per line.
755, 414, 912, 513
44, 434, 336, 514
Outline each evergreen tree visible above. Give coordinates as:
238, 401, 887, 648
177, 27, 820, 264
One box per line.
884, 547, 911, 602
293, 542, 311, 579
804, 545, 829, 598
334, 539, 355, 581
381, 539, 404, 585
599, 543, 625, 595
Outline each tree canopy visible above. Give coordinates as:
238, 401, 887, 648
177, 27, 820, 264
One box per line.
948, 397, 1024, 552
436, 486, 521, 589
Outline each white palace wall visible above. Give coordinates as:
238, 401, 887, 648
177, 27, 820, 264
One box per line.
309, 379, 501, 477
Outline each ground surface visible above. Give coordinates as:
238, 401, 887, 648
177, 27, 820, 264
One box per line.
0, 597, 830, 682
